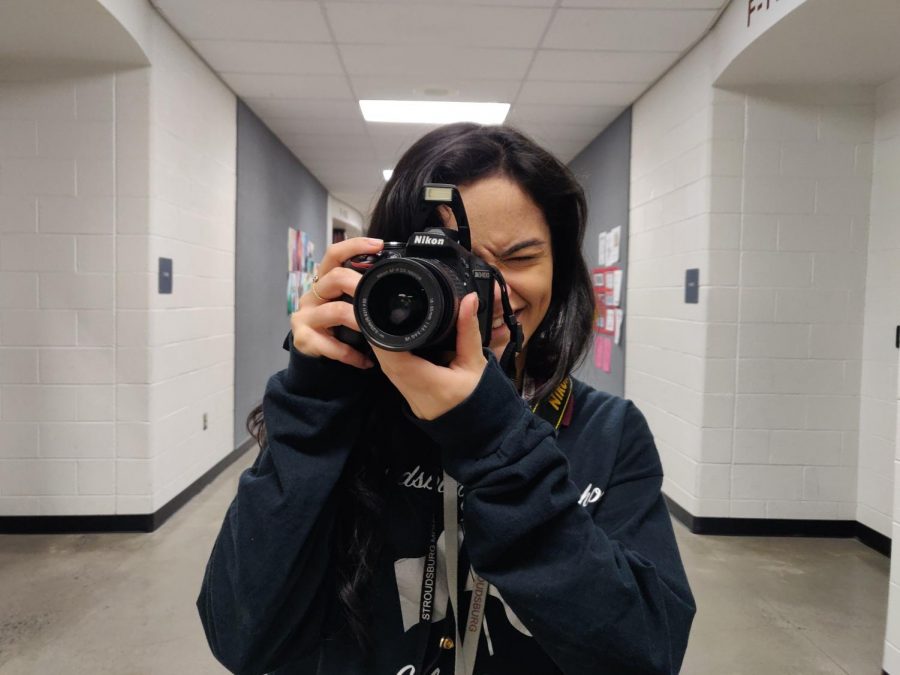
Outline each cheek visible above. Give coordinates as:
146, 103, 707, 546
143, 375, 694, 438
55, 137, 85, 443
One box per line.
527, 264, 553, 307
510, 266, 553, 325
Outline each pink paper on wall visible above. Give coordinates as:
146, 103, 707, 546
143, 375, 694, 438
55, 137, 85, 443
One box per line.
593, 335, 613, 373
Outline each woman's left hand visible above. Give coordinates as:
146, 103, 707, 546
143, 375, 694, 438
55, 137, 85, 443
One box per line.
371, 293, 488, 421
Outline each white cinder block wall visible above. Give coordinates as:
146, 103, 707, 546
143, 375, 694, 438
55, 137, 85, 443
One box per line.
0, 72, 120, 515
878, 74, 900, 674
124, 15, 236, 515
859, 74, 900, 539
0, 4, 236, 517
727, 85, 871, 521
626, 37, 719, 516
630, 46, 876, 519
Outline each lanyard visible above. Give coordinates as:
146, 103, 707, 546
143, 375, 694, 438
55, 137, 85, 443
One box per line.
443, 472, 485, 675
417, 375, 573, 675
419, 515, 439, 624
414, 514, 441, 675
413, 481, 484, 675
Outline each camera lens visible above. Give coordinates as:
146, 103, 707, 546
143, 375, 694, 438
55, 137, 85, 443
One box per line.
354, 258, 462, 351
368, 275, 428, 335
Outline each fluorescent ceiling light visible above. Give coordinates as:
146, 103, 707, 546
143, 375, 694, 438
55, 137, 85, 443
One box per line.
383, 169, 393, 181
360, 100, 510, 125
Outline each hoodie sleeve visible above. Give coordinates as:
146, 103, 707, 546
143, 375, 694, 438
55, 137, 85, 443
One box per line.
196, 345, 373, 675
412, 356, 696, 675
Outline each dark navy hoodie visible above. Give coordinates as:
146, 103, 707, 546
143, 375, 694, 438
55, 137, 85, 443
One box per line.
197, 345, 695, 674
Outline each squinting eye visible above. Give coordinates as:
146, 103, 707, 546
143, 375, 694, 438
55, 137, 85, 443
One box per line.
507, 256, 535, 263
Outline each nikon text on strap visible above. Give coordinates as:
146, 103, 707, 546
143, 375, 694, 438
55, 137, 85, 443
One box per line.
530, 376, 573, 431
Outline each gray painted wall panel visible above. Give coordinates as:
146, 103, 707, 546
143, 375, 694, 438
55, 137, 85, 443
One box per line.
234, 100, 328, 447
568, 108, 632, 397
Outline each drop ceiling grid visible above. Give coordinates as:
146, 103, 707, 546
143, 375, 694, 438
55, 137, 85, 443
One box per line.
149, 0, 727, 214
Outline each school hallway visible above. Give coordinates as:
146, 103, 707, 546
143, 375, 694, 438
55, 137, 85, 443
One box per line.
2, 0, 900, 672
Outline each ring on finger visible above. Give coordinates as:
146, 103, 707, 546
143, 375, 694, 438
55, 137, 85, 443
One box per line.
312, 274, 327, 302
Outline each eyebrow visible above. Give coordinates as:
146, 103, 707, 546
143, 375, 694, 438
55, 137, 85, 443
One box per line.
495, 238, 547, 257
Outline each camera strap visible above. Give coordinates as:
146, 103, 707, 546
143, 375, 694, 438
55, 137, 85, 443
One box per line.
530, 376, 574, 432
434, 378, 573, 675
489, 267, 523, 379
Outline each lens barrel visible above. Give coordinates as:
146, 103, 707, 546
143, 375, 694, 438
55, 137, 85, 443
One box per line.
354, 258, 463, 351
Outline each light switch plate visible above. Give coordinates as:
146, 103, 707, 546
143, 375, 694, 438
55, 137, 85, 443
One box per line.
159, 257, 173, 294
685, 269, 699, 304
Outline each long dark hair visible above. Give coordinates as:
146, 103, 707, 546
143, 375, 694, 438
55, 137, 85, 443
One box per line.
369, 123, 593, 401
247, 123, 593, 650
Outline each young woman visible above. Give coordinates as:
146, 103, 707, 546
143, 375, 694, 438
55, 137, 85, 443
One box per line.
197, 123, 695, 675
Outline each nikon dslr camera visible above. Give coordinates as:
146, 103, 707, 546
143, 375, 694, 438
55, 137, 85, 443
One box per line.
335, 184, 521, 361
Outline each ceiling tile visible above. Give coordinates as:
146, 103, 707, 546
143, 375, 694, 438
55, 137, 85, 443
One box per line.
509, 102, 624, 126
339, 45, 533, 80
310, 159, 385, 188
513, 121, 603, 143
369, 124, 443, 159
517, 80, 646, 105
243, 98, 363, 121
282, 133, 373, 155
221, 73, 354, 99
366, 121, 443, 140
543, 8, 717, 52
352, 76, 520, 103
150, 0, 723, 219
374, 145, 412, 164
267, 117, 368, 136
561, 0, 724, 7
553, 140, 591, 163
191, 40, 343, 75
150, 0, 331, 42
324, 0, 556, 6
284, 137, 376, 162
268, 118, 366, 138
308, 174, 374, 194
529, 49, 680, 82
511, 125, 603, 164
331, 190, 380, 217
325, 3, 552, 49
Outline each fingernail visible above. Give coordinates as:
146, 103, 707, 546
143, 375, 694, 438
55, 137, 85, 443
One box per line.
365, 238, 383, 246
471, 294, 479, 317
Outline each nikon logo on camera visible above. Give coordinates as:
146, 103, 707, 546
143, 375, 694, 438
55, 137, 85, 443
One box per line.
412, 234, 445, 246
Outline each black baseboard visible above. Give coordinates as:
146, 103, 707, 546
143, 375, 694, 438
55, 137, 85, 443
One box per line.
1, 459, 895, 559
0, 438, 256, 534
665, 495, 891, 558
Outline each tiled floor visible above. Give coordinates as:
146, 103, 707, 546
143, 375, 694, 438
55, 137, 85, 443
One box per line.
677, 522, 890, 674
0, 452, 891, 674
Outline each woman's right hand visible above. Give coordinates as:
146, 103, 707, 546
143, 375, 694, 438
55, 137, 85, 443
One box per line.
290, 237, 384, 369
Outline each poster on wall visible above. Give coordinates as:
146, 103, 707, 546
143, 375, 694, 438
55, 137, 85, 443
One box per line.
591, 265, 625, 368
288, 228, 300, 273
606, 226, 621, 265
614, 309, 624, 345
593, 335, 612, 373
287, 229, 319, 315
286, 271, 302, 315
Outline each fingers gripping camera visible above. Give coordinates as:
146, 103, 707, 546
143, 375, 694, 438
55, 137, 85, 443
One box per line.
334, 184, 523, 362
